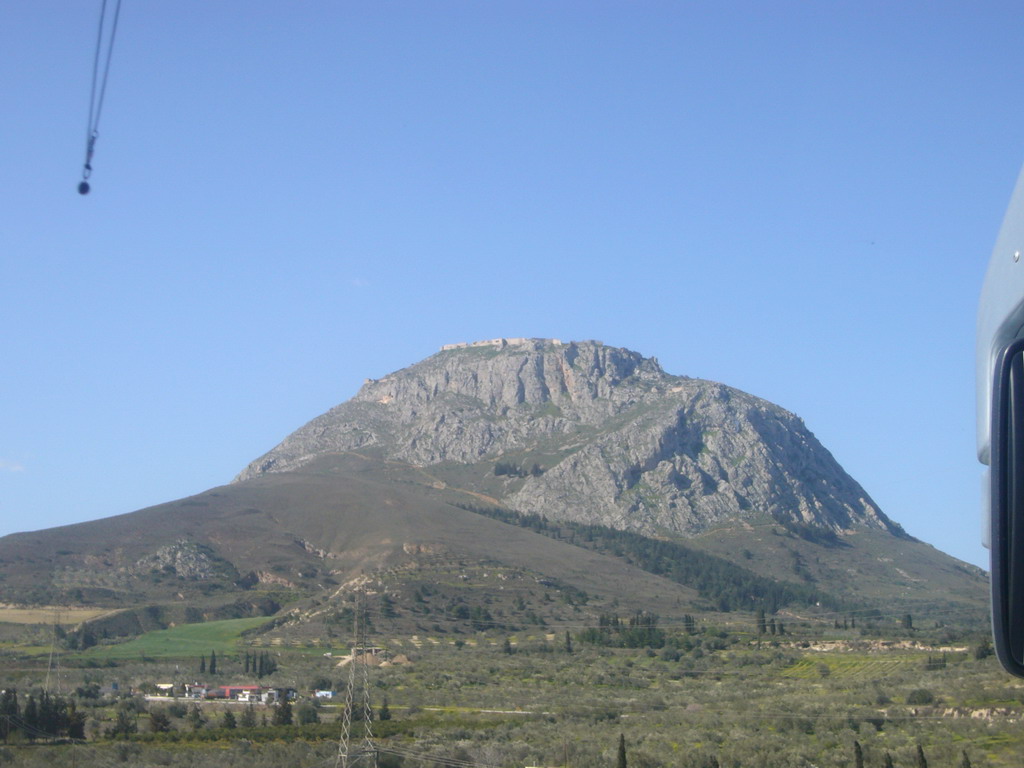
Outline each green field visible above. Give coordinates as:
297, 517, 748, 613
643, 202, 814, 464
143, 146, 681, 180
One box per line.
75, 617, 271, 660
780, 653, 924, 680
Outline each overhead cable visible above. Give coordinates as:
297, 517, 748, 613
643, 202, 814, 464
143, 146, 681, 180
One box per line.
79, 0, 123, 195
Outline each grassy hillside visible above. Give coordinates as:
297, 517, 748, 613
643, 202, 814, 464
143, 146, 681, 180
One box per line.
689, 518, 988, 624
75, 617, 271, 661
0, 454, 987, 666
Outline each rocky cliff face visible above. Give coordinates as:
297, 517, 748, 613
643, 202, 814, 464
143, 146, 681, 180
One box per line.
236, 339, 903, 538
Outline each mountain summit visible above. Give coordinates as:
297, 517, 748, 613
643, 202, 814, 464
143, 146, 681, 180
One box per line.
0, 337, 981, 623
238, 338, 902, 540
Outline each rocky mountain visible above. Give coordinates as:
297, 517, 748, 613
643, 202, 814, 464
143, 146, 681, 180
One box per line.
239, 338, 902, 540
0, 338, 986, 637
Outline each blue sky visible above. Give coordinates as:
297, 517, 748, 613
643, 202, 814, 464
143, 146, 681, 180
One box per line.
3, 1, 1022, 569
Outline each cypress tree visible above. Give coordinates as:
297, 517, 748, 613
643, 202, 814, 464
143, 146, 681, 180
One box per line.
0, 688, 18, 742
272, 699, 293, 726
916, 744, 928, 768
884, 752, 895, 768
209, 649, 217, 675
67, 701, 86, 739
617, 733, 627, 768
854, 741, 864, 768
239, 705, 257, 728
199, 655, 206, 674
186, 704, 205, 732
37, 691, 61, 736
22, 695, 39, 737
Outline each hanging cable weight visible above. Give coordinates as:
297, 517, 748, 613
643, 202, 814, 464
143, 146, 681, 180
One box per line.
79, 0, 123, 195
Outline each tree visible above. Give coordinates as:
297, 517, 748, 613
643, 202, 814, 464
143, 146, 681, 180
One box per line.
903, 613, 914, 630
221, 710, 237, 729
617, 733, 627, 768
272, 699, 293, 726
256, 651, 277, 678
36, 692, 61, 737
503, 638, 513, 655
564, 631, 573, 654
199, 655, 206, 674
961, 751, 972, 768
884, 752, 895, 768
108, 706, 138, 739
296, 702, 319, 725
186, 703, 205, 732
239, 705, 257, 729
66, 702, 86, 740
209, 650, 217, 675
149, 710, 172, 733
907, 689, 935, 705
22, 696, 39, 738
310, 676, 333, 693
916, 744, 928, 768
853, 741, 864, 768
0, 689, 19, 743
378, 698, 391, 721
974, 639, 994, 660
756, 608, 766, 635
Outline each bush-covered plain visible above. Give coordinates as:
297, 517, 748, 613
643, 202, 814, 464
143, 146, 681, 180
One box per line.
0, 616, 1020, 768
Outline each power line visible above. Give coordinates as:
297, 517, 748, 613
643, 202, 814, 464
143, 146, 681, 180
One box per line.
78, 0, 124, 195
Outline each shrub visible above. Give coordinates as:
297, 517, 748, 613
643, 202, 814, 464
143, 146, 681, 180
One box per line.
907, 689, 935, 705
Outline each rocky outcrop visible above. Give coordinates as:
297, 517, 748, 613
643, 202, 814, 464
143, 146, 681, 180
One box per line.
236, 339, 904, 539
132, 539, 227, 580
